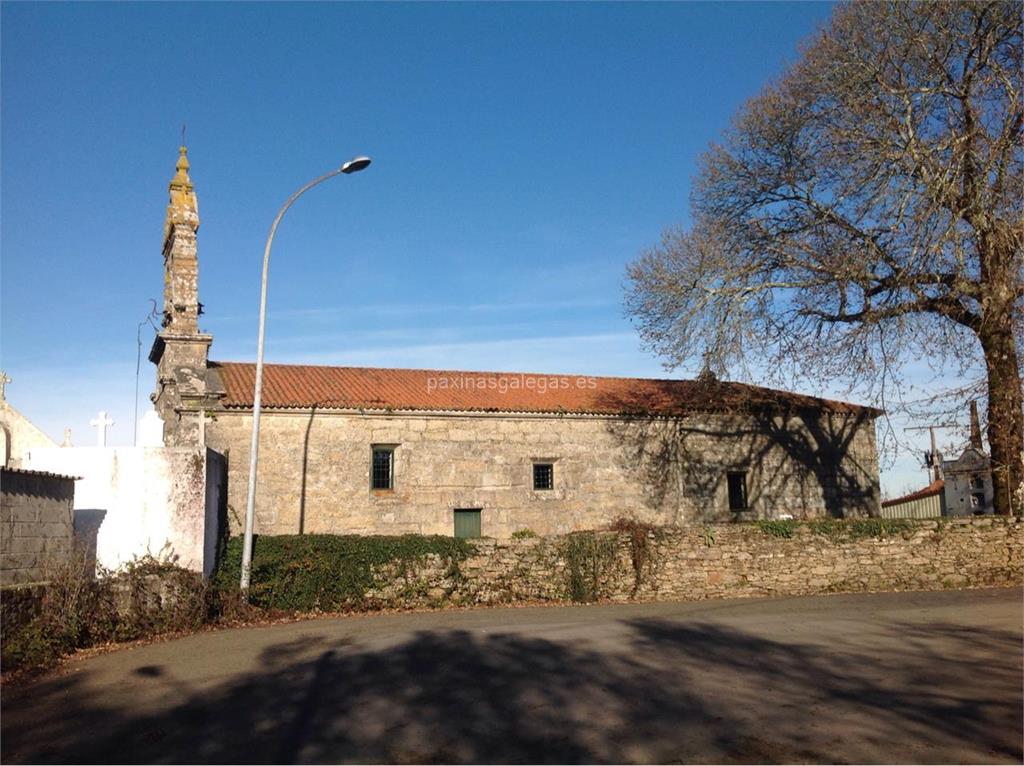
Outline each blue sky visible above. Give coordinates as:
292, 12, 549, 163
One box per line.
1, 1, 965, 495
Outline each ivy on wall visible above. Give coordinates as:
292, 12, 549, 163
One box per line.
213, 534, 474, 611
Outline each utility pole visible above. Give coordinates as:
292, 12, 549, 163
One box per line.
904, 424, 951, 483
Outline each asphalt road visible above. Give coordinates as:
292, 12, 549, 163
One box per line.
2, 588, 1021, 764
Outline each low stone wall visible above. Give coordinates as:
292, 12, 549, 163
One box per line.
1, 468, 75, 586
366, 517, 1023, 606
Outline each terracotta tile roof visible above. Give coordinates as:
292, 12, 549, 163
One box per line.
210, 361, 881, 418
881, 479, 945, 508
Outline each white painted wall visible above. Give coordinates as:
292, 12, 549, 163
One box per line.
23, 445, 221, 576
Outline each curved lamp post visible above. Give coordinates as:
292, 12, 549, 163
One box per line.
240, 156, 373, 592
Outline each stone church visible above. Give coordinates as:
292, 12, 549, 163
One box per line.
151, 147, 882, 539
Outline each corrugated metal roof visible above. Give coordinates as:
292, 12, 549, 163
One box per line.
210, 361, 881, 417
881, 479, 945, 508
0, 466, 80, 481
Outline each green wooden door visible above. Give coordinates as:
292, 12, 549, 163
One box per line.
453, 509, 482, 539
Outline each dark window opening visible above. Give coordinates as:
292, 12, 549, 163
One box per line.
727, 472, 748, 512
371, 447, 394, 490
969, 474, 985, 490
533, 463, 554, 491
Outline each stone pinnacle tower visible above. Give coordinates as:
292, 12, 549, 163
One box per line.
149, 146, 218, 446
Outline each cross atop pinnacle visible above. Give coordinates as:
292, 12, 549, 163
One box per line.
170, 145, 193, 191
164, 144, 199, 242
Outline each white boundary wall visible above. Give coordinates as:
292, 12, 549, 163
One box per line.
23, 446, 221, 576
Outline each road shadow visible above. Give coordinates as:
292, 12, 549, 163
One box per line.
626, 617, 1023, 764
2, 616, 1020, 764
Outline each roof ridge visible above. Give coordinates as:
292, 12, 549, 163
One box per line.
211, 359, 697, 385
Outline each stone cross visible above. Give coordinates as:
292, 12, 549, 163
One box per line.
62, 428, 73, 447
0, 371, 10, 400
90, 410, 115, 447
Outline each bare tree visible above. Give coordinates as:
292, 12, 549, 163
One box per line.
626, 1, 1022, 514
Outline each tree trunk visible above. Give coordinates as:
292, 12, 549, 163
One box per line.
980, 321, 1024, 516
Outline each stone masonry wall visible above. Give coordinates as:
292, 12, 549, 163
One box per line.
365, 517, 1022, 607
207, 407, 880, 539
0, 468, 75, 586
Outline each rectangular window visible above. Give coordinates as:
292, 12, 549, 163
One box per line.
533, 462, 554, 491
371, 446, 394, 490
727, 472, 748, 512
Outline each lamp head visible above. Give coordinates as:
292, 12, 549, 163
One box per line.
341, 156, 372, 174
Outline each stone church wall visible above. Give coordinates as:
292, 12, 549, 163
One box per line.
206, 407, 879, 538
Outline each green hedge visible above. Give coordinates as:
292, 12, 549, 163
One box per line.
213, 534, 474, 611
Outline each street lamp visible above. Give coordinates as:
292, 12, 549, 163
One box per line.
240, 155, 372, 592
